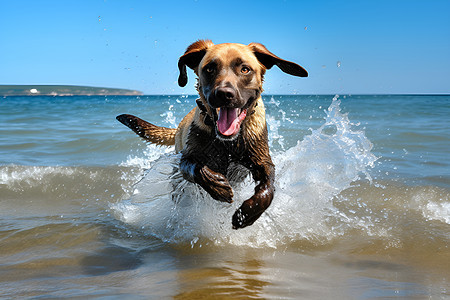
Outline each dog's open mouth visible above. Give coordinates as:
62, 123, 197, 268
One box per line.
216, 107, 247, 138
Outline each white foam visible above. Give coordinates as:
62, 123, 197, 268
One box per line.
410, 188, 450, 224
424, 201, 450, 224
0, 165, 76, 189
112, 96, 378, 247
120, 144, 175, 169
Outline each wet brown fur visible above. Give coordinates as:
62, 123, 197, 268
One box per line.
117, 40, 307, 229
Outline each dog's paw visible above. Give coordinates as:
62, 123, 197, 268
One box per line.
232, 189, 275, 229
198, 166, 233, 203
232, 198, 264, 229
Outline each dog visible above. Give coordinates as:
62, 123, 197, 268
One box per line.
117, 40, 307, 229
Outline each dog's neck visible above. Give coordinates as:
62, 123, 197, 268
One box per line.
195, 98, 215, 126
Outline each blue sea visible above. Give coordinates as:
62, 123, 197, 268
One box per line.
0, 94, 449, 298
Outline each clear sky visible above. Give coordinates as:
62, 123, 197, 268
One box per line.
1, 0, 449, 95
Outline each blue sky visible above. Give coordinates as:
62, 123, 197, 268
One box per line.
1, 0, 449, 94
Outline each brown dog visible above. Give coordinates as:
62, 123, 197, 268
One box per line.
117, 40, 307, 229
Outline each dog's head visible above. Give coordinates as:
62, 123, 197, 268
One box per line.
178, 40, 308, 140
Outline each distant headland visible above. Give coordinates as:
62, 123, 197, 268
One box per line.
0, 85, 143, 96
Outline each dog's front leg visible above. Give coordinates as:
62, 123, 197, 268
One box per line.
180, 155, 234, 203
232, 159, 275, 229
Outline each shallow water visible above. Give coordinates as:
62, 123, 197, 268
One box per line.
0, 94, 449, 298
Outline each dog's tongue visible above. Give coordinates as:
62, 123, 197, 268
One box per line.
217, 108, 247, 136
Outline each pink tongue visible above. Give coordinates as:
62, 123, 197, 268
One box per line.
217, 108, 247, 136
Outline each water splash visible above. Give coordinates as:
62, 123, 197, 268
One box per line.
112, 96, 378, 247
120, 144, 175, 170
160, 104, 178, 128
267, 114, 285, 150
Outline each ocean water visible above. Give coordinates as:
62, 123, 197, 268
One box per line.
0, 94, 448, 298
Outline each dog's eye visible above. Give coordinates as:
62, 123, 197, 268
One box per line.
205, 65, 215, 73
241, 66, 251, 74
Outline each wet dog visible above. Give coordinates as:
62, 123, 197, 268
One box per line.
117, 40, 307, 229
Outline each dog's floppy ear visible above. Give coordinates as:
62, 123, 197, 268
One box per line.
178, 40, 214, 87
249, 43, 308, 77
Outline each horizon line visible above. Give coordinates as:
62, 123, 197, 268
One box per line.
2, 93, 449, 97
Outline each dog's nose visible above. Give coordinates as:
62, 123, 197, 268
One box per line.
215, 87, 236, 101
